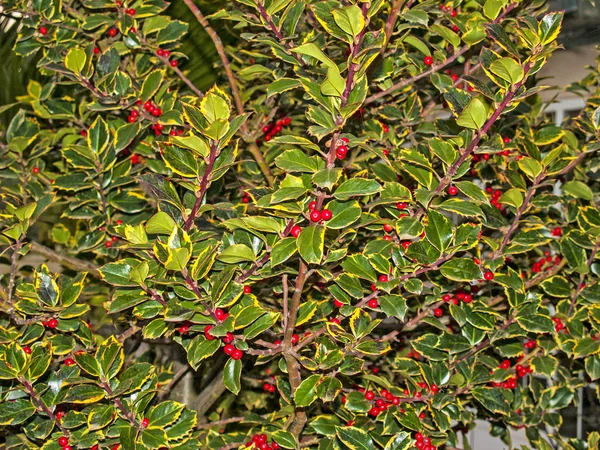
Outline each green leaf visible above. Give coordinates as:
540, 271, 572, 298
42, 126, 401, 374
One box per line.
96, 335, 124, 381
217, 244, 255, 264
65, 47, 87, 74
295, 374, 321, 407
184, 337, 221, 370
147, 401, 185, 427
455, 181, 489, 204
223, 357, 242, 395
0, 399, 36, 426
267, 78, 302, 98
429, 138, 457, 165
499, 188, 523, 208
336, 426, 374, 450
456, 97, 488, 130
271, 237, 298, 267
87, 116, 109, 154
379, 295, 408, 320
63, 384, 106, 404
332, 5, 364, 39
560, 238, 587, 273
163, 147, 198, 178
574, 338, 600, 358
146, 212, 177, 234
425, 210, 453, 251
313, 168, 343, 190
201, 87, 230, 123
325, 200, 361, 229
490, 57, 524, 84
534, 125, 564, 145
275, 149, 320, 173
297, 226, 325, 265
334, 179, 381, 200
141, 69, 164, 102
539, 11, 563, 45
518, 157, 543, 179
99, 261, 135, 286
563, 181, 593, 201
540, 276, 571, 298
472, 387, 510, 414
440, 259, 481, 282
272, 430, 298, 449
115, 122, 140, 153
342, 254, 377, 282
483, 0, 505, 20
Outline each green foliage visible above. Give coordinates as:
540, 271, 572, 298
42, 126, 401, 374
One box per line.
0, 0, 599, 449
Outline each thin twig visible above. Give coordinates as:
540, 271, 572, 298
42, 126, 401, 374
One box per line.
29, 241, 101, 277
158, 365, 190, 401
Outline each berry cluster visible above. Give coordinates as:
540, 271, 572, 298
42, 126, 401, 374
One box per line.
263, 382, 276, 393
204, 310, 244, 360
244, 433, 280, 450
309, 203, 332, 223
531, 251, 562, 273
260, 117, 291, 143
57, 436, 72, 450
362, 388, 402, 417
552, 316, 565, 332
491, 357, 533, 389
413, 432, 437, 450
156, 48, 179, 67
41, 318, 59, 328
335, 137, 349, 159
441, 290, 474, 304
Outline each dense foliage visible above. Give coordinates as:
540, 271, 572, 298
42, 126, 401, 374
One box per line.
1, 0, 600, 449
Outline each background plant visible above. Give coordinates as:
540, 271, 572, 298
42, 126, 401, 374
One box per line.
1, 0, 600, 449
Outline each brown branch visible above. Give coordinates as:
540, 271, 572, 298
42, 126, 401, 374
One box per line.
382, 0, 403, 55
20, 378, 69, 435
7, 234, 25, 304
196, 416, 246, 430
160, 56, 204, 98
184, 141, 219, 231
182, 0, 274, 186
29, 241, 101, 277
158, 365, 190, 401
101, 380, 142, 430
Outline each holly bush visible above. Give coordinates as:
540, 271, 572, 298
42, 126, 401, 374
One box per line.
1, 0, 600, 449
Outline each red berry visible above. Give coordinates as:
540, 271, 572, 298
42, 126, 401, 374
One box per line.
433, 308, 443, 317
126, 8, 135, 15
336, 145, 348, 159
48, 318, 58, 329
32, 167, 40, 174
105, 241, 112, 248
383, 224, 394, 233
215, 309, 226, 321
204, 325, 214, 340
290, 225, 302, 238
442, 294, 451, 302
378, 275, 388, 283
178, 325, 189, 334
58, 437, 69, 447
111, 236, 118, 242
368, 407, 380, 417
39, 26, 48, 35
157, 49, 165, 56
483, 271, 494, 281
170, 60, 179, 67
141, 417, 149, 427
93, 47, 100, 54
108, 28, 118, 37
451, 9, 457, 17
63, 446, 72, 450
330, 317, 341, 325
23, 346, 32, 354
231, 349, 243, 360
423, 56, 433, 66
552, 227, 562, 237
223, 344, 235, 355
163, 50, 171, 58
308, 201, 317, 211
64, 358, 75, 366
310, 210, 322, 222
291, 333, 299, 345
334, 299, 344, 308
448, 186, 458, 195
368, 299, 379, 308
131, 154, 140, 164
321, 209, 332, 221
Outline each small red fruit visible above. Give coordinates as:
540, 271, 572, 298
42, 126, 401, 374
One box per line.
243, 285, 252, 294
378, 275, 388, 283
64, 358, 75, 366
93, 47, 100, 54
204, 325, 214, 340
368, 298, 379, 308
32, 167, 40, 174
178, 325, 189, 334
23, 346, 32, 354
39, 26, 48, 35
329, 317, 341, 325
141, 417, 149, 427
170, 60, 179, 67
483, 271, 494, 281
383, 224, 394, 233
290, 225, 302, 237
552, 227, 562, 237
231, 349, 243, 360
223, 344, 235, 355
321, 209, 332, 221
105, 241, 112, 248
215, 309, 226, 321
48, 318, 58, 329
58, 437, 69, 447
433, 308, 443, 317
131, 154, 140, 164
423, 56, 433, 66
126, 8, 135, 15
365, 390, 375, 400
310, 210, 322, 222
448, 186, 458, 195
157, 49, 165, 56
108, 28, 118, 37
334, 299, 344, 308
